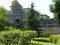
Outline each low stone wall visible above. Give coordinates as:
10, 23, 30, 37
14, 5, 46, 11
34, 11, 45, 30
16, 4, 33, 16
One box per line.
41, 27, 60, 34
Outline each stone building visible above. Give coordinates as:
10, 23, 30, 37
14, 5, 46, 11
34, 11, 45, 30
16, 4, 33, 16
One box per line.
8, 0, 26, 29
8, 7, 59, 27
8, 8, 40, 28
8, 7, 60, 33
8, 0, 60, 33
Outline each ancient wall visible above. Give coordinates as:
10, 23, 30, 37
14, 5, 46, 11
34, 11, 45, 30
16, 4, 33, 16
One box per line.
41, 27, 60, 34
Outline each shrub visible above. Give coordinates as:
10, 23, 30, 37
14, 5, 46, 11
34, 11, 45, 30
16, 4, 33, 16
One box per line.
30, 43, 42, 45
56, 39, 60, 45
50, 35, 60, 44
33, 38, 50, 42
39, 30, 53, 37
24, 30, 38, 38
0, 30, 37, 45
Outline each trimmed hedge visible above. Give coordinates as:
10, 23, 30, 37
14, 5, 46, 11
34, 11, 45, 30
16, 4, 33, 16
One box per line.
33, 38, 50, 42
0, 30, 37, 45
30, 43, 42, 45
50, 35, 60, 44
56, 39, 60, 45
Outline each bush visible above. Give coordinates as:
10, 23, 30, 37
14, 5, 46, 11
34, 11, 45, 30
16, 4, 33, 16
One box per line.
0, 30, 37, 45
24, 30, 38, 38
50, 35, 60, 44
33, 38, 50, 42
56, 39, 60, 45
30, 43, 42, 45
39, 29, 54, 37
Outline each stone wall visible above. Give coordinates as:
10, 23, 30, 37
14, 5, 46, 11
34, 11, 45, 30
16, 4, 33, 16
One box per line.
41, 27, 60, 34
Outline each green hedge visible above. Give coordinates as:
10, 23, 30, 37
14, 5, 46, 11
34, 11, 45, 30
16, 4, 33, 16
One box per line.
33, 38, 50, 42
56, 39, 60, 45
30, 43, 42, 45
0, 30, 37, 45
50, 35, 60, 44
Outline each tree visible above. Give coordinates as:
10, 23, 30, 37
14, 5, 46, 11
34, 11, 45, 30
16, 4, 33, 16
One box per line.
10, 0, 22, 10
49, 0, 60, 24
0, 6, 9, 30
24, 2, 41, 36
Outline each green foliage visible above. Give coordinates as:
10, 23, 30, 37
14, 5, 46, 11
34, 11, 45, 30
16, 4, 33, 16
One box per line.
56, 39, 60, 45
0, 6, 9, 31
33, 38, 50, 42
0, 7, 8, 20
24, 2, 41, 37
10, 0, 22, 9
24, 30, 38, 38
31, 40, 54, 45
54, 13, 58, 19
50, 0, 60, 23
49, 34, 60, 45
49, 4, 55, 13
0, 30, 37, 45
40, 30, 53, 37
50, 35, 60, 44
34, 29, 53, 37
54, 0, 60, 13
24, 2, 40, 30
30, 43, 42, 45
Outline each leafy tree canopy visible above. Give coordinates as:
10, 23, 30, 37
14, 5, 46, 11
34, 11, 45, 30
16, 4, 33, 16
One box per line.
49, 0, 60, 20
0, 6, 9, 30
10, 0, 22, 9
24, 2, 41, 30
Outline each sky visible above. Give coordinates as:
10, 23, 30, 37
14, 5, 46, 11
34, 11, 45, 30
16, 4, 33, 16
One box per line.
0, 0, 53, 18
